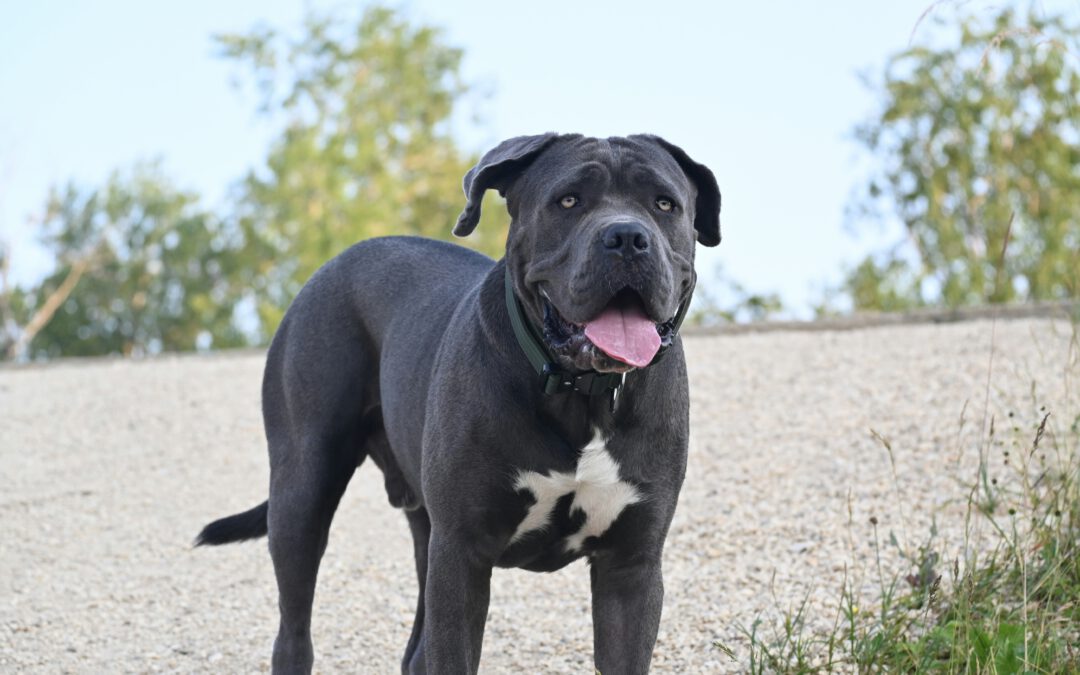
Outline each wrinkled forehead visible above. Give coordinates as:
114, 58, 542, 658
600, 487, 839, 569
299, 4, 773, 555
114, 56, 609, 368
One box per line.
511, 136, 691, 203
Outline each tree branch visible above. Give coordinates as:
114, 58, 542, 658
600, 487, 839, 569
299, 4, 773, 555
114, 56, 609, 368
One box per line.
6, 254, 94, 361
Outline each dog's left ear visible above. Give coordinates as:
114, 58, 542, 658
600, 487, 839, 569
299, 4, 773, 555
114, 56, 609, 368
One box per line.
454, 133, 561, 237
639, 135, 722, 247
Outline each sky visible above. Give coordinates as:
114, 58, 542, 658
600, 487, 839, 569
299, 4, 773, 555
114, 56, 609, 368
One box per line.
2, 0, 1077, 317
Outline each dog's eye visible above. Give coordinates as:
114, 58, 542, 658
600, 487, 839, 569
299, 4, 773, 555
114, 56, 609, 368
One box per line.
656, 197, 675, 212
559, 195, 579, 209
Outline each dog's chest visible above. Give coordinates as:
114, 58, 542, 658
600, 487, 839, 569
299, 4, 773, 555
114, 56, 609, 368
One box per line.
507, 431, 641, 557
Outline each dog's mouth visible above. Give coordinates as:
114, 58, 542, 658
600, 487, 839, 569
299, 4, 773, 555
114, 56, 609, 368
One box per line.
541, 288, 678, 374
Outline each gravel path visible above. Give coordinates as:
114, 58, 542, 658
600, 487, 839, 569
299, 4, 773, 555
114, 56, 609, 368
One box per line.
2, 317, 1077, 673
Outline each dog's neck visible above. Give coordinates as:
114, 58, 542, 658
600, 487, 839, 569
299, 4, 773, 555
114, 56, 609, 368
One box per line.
476, 260, 612, 445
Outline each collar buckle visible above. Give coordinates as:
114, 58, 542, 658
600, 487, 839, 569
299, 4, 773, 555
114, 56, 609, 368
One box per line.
540, 363, 571, 395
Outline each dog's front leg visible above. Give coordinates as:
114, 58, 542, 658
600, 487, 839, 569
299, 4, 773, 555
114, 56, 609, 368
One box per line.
590, 555, 664, 674
420, 529, 493, 674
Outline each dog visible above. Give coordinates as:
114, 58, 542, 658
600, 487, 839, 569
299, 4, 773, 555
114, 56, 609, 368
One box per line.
196, 133, 721, 674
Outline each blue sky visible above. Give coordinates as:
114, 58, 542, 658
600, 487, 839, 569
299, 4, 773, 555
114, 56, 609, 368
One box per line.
2, 0, 1076, 316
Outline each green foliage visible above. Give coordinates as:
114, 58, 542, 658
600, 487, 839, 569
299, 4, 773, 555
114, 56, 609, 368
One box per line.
217, 6, 506, 337
845, 253, 921, 313
3, 6, 496, 359
848, 8, 1080, 310
21, 163, 249, 358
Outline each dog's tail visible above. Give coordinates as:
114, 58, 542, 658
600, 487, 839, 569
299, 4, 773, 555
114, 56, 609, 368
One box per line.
195, 501, 269, 546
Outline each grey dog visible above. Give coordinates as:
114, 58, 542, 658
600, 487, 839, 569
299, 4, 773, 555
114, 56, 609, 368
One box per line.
197, 133, 721, 674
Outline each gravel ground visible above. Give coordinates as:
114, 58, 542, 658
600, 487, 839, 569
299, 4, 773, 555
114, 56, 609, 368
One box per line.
2, 317, 1077, 673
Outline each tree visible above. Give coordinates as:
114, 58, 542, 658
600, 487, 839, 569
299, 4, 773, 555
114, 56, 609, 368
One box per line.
218, 6, 506, 337
12, 164, 250, 359
2, 5, 493, 361
847, 8, 1080, 310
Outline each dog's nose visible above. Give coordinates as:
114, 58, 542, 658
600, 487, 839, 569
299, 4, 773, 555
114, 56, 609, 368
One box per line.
601, 222, 651, 258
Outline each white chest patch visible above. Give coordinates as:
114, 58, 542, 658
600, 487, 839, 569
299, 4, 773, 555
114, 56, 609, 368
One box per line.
510, 431, 642, 552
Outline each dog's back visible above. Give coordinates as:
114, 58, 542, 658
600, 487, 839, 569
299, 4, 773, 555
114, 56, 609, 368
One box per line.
198, 235, 492, 544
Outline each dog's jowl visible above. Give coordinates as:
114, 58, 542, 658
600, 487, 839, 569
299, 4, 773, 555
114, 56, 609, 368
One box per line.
197, 133, 721, 674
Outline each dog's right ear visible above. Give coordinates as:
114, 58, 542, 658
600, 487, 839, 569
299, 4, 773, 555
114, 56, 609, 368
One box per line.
453, 133, 560, 237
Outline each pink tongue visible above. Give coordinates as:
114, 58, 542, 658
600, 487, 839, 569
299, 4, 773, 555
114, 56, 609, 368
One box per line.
583, 304, 661, 368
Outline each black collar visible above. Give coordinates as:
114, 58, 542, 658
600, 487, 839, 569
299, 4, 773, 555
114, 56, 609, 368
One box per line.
503, 266, 689, 411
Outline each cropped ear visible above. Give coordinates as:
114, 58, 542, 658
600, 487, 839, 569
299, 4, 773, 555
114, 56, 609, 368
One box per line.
639, 135, 722, 247
453, 133, 561, 237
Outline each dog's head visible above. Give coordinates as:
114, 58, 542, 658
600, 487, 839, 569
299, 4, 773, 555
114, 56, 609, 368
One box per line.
455, 134, 720, 374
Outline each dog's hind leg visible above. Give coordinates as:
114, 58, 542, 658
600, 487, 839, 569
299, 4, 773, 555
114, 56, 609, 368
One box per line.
401, 507, 431, 675
262, 326, 371, 675
266, 429, 360, 674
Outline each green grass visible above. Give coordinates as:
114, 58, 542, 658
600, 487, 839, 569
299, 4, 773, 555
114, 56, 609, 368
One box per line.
719, 320, 1080, 674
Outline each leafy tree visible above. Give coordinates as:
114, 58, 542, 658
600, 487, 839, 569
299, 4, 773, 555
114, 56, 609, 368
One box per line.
847, 8, 1080, 310
13, 164, 249, 359
218, 6, 505, 337
2, 5, 494, 360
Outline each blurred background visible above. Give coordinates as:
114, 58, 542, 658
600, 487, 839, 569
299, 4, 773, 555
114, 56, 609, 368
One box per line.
0, 0, 1077, 361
